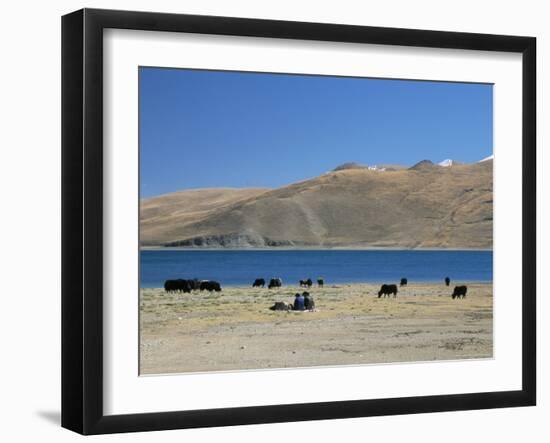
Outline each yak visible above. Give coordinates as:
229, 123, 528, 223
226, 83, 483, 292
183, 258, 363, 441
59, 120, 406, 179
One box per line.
268, 278, 283, 289
252, 278, 265, 288
452, 285, 467, 299
199, 280, 222, 292
400, 278, 408, 286
317, 278, 324, 287
188, 278, 201, 291
164, 279, 179, 293
445, 276, 451, 287
164, 279, 191, 293
176, 279, 192, 293
378, 284, 398, 298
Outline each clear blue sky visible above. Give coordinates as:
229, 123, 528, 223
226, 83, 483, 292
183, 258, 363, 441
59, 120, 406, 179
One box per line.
139, 67, 493, 198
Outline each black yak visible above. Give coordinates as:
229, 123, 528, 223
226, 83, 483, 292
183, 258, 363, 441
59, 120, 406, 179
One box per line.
164, 279, 178, 293
400, 278, 408, 286
452, 285, 467, 299
378, 284, 398, 298
268, 278, 282, 289
445, 277, 451, 286
164, 279, 190, 293
199, 280, 222, 292
317, 278, 324, 287
252, 278, 265, 288
176, 279, 191, 293
188, 278, 201, 290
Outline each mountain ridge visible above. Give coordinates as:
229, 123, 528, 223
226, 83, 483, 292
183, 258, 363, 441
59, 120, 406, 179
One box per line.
141, 160, 493, 249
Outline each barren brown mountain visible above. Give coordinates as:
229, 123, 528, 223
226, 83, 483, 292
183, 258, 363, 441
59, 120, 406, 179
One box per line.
140, 160, 493, 249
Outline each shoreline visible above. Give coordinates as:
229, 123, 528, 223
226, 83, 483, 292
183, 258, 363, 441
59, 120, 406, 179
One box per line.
140, 246, 494, 252
141, 280, 493, 290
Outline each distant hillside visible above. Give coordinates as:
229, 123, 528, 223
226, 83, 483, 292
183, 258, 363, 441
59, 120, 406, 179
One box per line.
140, 160, 493, 249
140, 188, 270, 245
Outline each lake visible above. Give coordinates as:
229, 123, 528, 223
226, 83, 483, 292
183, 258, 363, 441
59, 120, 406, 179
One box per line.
140, 249, 493, 288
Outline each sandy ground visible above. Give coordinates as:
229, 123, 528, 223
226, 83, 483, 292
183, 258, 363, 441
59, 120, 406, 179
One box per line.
140, 282, 492, 374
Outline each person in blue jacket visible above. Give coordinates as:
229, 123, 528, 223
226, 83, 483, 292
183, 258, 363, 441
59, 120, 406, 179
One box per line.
293, 293, 305, 311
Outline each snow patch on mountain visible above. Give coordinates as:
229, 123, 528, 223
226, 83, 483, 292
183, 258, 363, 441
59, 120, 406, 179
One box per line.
479, 154, 494, 163
438, 159, 454, 167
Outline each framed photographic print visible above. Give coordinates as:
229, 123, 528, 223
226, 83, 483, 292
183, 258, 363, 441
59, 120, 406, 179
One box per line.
61, 8, 536, 435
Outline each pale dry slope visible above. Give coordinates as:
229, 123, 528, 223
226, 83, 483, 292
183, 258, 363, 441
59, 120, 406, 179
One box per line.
140, 188, 269, 245
140, 161, 493, 249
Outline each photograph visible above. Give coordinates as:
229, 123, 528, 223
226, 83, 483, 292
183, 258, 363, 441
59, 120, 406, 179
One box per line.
138, 67, 494, 375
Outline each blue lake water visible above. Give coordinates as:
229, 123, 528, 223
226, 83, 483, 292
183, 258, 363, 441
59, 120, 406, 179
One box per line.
140, 249, 493, 288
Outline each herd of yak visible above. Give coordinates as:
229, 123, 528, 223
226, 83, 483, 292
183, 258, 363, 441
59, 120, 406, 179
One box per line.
378, 278, 467, 299
252, 277, 324, 289
163, 276, 468, 300
163, 278, 221, 293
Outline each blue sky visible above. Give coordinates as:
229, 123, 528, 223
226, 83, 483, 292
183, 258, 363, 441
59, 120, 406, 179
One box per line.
139, 67, 493, 198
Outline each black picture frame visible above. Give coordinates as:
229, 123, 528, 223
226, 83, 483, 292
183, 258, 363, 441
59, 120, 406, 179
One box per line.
62, 8, 536, 435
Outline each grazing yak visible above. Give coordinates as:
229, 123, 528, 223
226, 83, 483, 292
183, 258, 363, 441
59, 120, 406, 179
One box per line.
317, 278, 324, 287
268, 278, 283, 289
164, 279, 178, 293
400, 278, 408, 286
188, 278, 201, 291
164, 279, 191, 293
445, 277, 451, 286
252, 278, 265, 288
177, 279, 192, 293
300, 278, 313, 288
199, 280, 222, 292
269, 301, 291, 311
378, 284, 398, 298
452, 285, 467, 299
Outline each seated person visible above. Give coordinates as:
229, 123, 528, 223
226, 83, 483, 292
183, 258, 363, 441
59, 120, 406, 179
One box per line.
304, 292, 315, 310
293, 293, 305, 311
